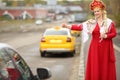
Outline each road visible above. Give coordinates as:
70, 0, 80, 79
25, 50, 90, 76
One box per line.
0, 19, 81, 80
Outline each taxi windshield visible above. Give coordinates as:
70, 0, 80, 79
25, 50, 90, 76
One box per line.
45, 30, 68, 35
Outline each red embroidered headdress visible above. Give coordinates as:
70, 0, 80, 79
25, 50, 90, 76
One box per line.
90, 0, 105, 11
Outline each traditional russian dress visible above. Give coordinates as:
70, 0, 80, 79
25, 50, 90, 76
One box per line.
71, 18, 117, 80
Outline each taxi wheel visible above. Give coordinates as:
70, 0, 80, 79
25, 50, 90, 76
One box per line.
70, 50, 75, 57
70, 53, 74, 57
40, 52, 46, 57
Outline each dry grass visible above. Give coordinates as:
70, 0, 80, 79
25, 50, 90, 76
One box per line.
0, 19, 35, 28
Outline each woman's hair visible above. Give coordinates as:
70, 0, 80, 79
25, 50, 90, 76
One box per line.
89, 0, 108, 33
103, 10, 108, 33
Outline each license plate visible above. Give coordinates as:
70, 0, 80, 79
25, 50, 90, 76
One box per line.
50, 40, 62, 43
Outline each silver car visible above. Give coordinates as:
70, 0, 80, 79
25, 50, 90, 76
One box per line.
0, 43, 51, 80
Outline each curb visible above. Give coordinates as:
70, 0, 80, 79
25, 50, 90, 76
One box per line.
78, 43, 85, 80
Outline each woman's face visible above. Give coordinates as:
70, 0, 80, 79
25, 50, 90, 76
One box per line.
93, 8, 103, 19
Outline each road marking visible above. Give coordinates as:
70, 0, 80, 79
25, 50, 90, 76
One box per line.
45, 60, 56, 63
114, 44, 120, 52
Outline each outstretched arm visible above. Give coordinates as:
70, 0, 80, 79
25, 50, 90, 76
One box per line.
62, 23, 83, 31
71, 24, 83, 31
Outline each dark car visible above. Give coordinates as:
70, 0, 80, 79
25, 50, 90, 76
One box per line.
0, 43, 51, 80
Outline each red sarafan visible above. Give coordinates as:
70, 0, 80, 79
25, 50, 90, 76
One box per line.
71, 18, 116, 80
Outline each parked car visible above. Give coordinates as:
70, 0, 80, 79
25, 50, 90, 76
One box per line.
40, 27, 76, 57
35, 19, 43, 25
45, 17, 52, 22
0, 43, 51, 80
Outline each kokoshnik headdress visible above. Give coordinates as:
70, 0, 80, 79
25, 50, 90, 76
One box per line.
90, 0, 106, 11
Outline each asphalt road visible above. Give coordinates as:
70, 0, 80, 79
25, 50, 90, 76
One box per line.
0, 31, 81, 80
0, 19, 81, 80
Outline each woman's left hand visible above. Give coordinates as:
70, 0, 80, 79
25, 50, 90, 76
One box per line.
100, 33, 107, 38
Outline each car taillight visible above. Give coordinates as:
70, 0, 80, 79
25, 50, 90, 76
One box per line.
41, 37, 46, 42
66, 37, 71, 42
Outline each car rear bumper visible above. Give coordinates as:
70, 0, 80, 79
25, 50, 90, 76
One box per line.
40, 43, 76, 53
40, 48, 74, 53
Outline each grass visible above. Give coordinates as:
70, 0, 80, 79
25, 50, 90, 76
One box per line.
0, 19, 35, 28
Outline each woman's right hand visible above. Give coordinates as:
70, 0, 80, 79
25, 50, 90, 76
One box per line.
62, 23, 68, 28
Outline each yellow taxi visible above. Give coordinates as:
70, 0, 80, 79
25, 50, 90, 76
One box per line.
71, 30, 81, 37
40, 27, 76, 57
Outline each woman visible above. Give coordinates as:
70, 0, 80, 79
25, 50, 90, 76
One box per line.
62, 0, 117, 80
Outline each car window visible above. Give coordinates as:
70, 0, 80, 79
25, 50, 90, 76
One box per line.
0, 49, 13, 80
45, 30, 68, 35
5, 48, 27, 70
4, 48, 33, 80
